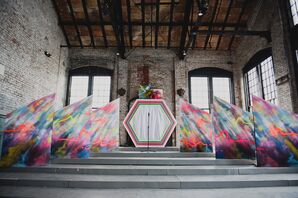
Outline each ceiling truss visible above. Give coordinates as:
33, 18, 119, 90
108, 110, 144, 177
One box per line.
52, 0, 271, 59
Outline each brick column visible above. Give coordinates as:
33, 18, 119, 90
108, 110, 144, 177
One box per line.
174, 58, 187, 148
117, 58, 129, 146
271, 3, 298, 112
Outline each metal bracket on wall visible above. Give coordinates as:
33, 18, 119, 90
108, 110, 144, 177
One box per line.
276, 74, 290, 86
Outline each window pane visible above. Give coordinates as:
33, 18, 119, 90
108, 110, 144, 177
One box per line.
190, 77, 209, 111
247, 67, 262, 104
290, 0, 298, 25
244, 55, 278, 108
212, 77, 231, 103
69, 76, 89, 105
92, 76, 111, 108
261, 56, 278, 105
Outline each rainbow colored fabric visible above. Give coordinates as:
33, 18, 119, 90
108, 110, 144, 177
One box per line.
90, 99, 120, 152
51, 96, 92, 159
212, 97, 255, 159
1, 94, 55, 167
179, 99, 213, 152
253, 96, 298, 167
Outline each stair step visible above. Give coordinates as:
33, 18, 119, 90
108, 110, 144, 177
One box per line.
51, 157, 254, 166
0, 172, 297, 189
1, 186, 298, 198
90, 152, 215, 158
1, 165, 298, 176
117, 147, 180, 152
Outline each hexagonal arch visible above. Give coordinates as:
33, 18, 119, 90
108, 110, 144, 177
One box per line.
123, 99, 177, 147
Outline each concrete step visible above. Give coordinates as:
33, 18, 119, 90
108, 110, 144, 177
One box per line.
0, 172, 297, 189
117, 147, 180, 152
90, 152, 215, 158
51, 157, 254, 166
1, 186, 298, 198
1, 165, 298, 176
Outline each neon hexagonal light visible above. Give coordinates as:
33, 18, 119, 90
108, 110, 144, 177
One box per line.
123, 99, 177, 147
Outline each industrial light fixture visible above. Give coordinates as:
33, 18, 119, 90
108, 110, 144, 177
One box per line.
197, 0, 208, 17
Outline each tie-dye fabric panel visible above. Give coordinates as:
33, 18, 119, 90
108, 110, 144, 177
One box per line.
1, 94, 55, 167
52, 96, 92, 159
253, 96, 298, 167
179, 99, 213, 152
89, 99, 120, 152
212, 97, 255, 159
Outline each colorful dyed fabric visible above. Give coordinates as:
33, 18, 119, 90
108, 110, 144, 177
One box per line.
1, 94, 55, 167
179, 99, 213, 152
51, 96, 92, 158
89, 99, 120, 152
253, 96, 298, 167
212, 97, 255, 159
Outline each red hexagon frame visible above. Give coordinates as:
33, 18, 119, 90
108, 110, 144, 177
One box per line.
123, 99, 177, 147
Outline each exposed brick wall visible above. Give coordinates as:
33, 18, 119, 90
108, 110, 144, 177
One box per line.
0, 0, 69, 115
232, 0, 272, 110
69, 48, 236, 146
233, 0, 298, 112
2, 0, 296, 147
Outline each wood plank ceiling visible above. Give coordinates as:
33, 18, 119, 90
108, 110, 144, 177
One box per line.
52, 0, 270, 59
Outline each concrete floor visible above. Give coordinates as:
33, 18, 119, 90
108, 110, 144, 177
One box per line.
0, 186, 298, 198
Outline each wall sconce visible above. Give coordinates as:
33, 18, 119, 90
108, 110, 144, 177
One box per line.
118, 88, 126, 96
177, 88, 185, 97
44, 51, 51, 57
276, 74, 290, 86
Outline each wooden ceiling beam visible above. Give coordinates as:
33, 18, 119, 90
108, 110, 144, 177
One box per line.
191, 17, 202, 50
82, 0, 95, 47
67, 0, 83, 48
179, 0, 193, 60
204, 0, 220, 49
141, 0, 146, 48
216, 0, 233, 50
184, 0, 196, 52
155, 0, 160, 48
60, 21, 247, 28
51, 0, 71, 47
191, 30, 271, 39
116, 0, 125, 54
228, 0, 248, 50
126, 0, 133, 48
111, 0, 126, 58
97, 0, 108, 47
167, 0, 175, 49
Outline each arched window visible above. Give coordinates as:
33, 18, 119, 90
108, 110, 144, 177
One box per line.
287, 0, 298, 97
66, 67, 112, 108
189, 67, 235, 112
243, 48, 278, 110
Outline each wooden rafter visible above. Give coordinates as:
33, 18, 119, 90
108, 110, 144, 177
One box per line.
54, 0, 257, 58
179, 0, 193, 60
204, 0, 220, 49
228, 0, 248, 50
82, 0, 95, 47
67, 0, 83, 48
51, 0, 70, 47
216, 0, 233, 50
97, 0, 108, 47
